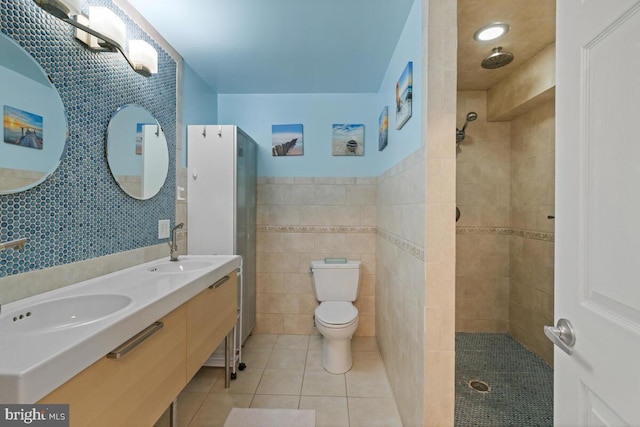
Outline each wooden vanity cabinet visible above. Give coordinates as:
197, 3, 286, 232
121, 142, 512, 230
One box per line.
38, 305, 187, 427
38, 270, 238, 427
186, 272, 238, 380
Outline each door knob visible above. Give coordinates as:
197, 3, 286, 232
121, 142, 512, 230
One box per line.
544, 318, 576, 355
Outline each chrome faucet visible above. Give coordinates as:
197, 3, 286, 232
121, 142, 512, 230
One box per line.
168, 223, 184, 261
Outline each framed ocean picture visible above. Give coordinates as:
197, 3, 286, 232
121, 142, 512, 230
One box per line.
332, 124, 364, 156
378, 106, 388, 151
3, 105, 43, 150
395, 61, 413, 130
272, 124, 303, 156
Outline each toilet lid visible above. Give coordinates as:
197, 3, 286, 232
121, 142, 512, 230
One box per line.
315, 302, 358, 325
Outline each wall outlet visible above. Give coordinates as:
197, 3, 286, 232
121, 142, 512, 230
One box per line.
158, 219, 170, 239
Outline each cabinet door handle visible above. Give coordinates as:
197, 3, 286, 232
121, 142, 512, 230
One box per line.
209, 275, 229, 289
107, 321, 164, 359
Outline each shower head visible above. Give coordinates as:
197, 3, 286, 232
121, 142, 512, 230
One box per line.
460, 111, 478, 132
456, 112, 478, 144
481, 47, 514, 69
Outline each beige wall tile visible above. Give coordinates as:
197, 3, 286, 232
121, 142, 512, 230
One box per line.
354, 314, 375, 337
267, 205, 300, 225
258, 184, 285, 205
346, 233, 376, 254
456, 319, 509, 332
257, 272, 284, 294
284, 184, 316, 205
354, 296, 375, 316
423, 350, 455, 425
315, 233, 346, 253
283, 314, 316, 335
456, 90, 555, 354
360, 206, 377, 226
283, 273, 313, 294
256, 178, 377, 347
254, 313, 284, 334
284, 233, 316, 253
256, 292, 269, 314
360, 274, 375, 296
272, 177, 296, 185
488, 44, 556, 121
262, 252, 300, 273
455, 276, 510, 301
315, 185, 346, 205
266, 293, 299, 314
332, 206, 364, 226
298, 294, 319, 314
308, 177, 334, 184
257, 232, 284, 253
346, 185, 377, 205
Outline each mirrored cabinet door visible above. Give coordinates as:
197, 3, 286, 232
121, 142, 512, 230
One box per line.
0, 32, 68, 194
106, 104, 169, 200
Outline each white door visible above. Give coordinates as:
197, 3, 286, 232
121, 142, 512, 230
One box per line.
555, 1, 640, 425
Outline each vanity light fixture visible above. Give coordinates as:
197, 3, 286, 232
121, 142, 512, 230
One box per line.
129, 40, 158, 75
32, 0, 157, 77
33, 0, 80, 20
86, 7, 127, 50
473, 23, 510, 42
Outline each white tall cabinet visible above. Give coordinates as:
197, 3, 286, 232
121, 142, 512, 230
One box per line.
187, 125, 257, 358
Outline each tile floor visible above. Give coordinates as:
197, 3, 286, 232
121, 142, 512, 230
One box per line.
455, 333, 553, 427
155, 334, 403, 427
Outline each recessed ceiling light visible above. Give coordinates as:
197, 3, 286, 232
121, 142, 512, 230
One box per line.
473, 23, 510, 42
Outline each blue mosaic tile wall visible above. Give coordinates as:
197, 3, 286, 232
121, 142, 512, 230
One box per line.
0, 0, 177, 277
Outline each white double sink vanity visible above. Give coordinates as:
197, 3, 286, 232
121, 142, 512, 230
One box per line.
0, 255, 240, 426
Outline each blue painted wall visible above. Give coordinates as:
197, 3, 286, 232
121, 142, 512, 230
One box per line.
375, 0, 422, 172
0, 0, 176, 277
216, 0, 421, 177
218, 93, 379, 177
181, 62, 217, 167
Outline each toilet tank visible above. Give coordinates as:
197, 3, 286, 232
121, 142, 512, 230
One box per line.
310, 260, 361, 302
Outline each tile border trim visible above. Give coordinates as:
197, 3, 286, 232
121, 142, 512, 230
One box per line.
256, 225, 426, 261
257, 225, 376, 234
456, 226, 554, 242
376, 228, 425, 261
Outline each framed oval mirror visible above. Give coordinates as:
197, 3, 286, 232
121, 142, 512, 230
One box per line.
106, 104, 169, 200
0, 32, 68, 194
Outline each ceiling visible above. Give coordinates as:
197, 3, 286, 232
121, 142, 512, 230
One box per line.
126, 0, 415, 94
125, 0, 555, 94
457, 0, 556, 91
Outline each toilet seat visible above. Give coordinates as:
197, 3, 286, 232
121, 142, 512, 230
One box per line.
315, 302, 358, 327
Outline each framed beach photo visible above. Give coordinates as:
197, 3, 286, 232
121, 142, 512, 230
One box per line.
3, 105, 43, 150
332, 124, 364, 156
272, 124, 303, 156
378, 106, 388, 151
395, 61, 413, 130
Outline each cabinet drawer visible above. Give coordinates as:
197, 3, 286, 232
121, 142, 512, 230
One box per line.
186, 272, 238, 380
39, 305, 187, 427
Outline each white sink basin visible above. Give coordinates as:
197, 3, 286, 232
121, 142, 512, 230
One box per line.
0, 294, 132, 333
0, 254, 242, 404
147, 260, 213, 274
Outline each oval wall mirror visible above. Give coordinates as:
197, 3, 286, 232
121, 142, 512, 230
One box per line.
0, 32, 68, 194
106, 104, 169, 200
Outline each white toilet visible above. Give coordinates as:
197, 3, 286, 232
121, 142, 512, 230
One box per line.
310, 259, 361, 374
